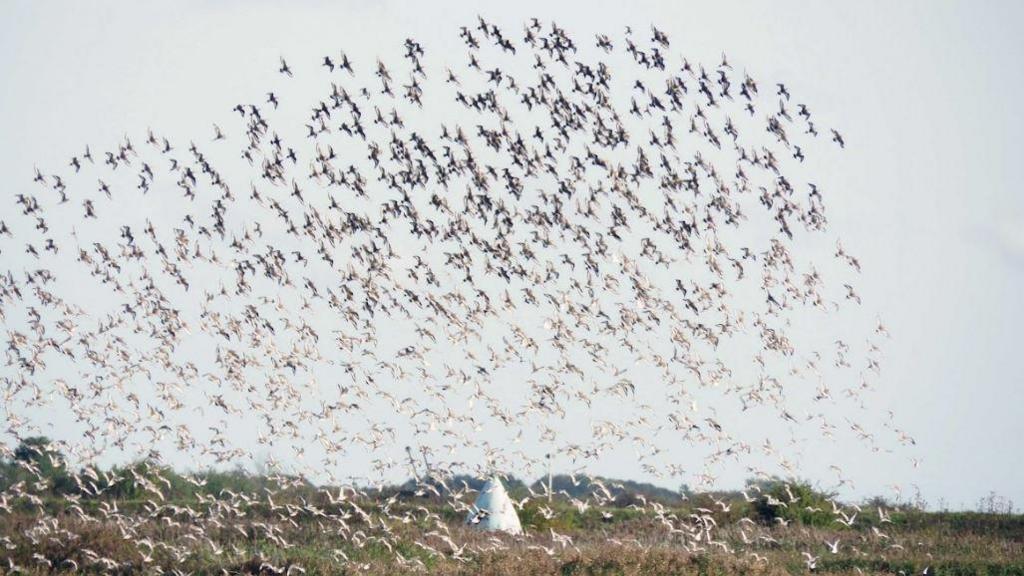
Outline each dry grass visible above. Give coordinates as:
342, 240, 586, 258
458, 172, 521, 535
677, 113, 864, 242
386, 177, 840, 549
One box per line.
1, 499, 1022, 575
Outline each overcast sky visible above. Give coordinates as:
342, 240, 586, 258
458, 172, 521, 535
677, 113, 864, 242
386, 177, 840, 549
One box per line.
2, 1, 1022, 509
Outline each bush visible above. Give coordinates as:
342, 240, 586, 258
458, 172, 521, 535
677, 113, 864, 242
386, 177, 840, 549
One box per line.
749, 478, 836, 527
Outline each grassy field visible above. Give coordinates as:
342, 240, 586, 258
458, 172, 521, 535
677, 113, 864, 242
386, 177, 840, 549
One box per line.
2, 490, 1022, 575
1, 443, 1021, 575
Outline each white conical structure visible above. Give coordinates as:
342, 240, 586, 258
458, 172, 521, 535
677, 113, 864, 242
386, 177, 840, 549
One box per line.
465, 475, 522, 534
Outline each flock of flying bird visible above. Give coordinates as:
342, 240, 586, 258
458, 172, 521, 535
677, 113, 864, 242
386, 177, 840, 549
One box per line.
0, 17, 914, 574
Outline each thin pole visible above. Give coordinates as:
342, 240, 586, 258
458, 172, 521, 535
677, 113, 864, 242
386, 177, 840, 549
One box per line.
420, 446, 431, 481
546, 453, 552, 503
405, 446, 419, 481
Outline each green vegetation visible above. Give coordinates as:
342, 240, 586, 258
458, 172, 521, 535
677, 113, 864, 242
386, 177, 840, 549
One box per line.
1, 438, 1021, 575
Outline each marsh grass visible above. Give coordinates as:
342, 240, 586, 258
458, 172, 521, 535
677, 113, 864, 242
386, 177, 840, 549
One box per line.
2, 448, 1021, 575
1, 501, 1022, 575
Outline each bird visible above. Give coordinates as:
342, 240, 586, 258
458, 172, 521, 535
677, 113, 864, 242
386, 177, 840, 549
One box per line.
831, 129, 845, 148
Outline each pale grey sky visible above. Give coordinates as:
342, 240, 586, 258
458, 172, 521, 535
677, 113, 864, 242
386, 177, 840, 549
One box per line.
1, 1, 1022, 509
